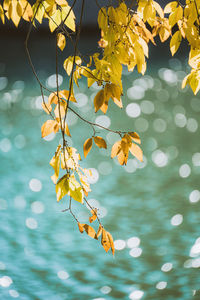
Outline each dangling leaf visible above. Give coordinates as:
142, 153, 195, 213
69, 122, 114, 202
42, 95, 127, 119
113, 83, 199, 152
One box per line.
93, 136, 107, 149
57, 33, 66, 51
83, 224, 98, 239
111, 141, 121, 158
83, 138, 93, 158
101, 228, 111, 252
96, 224, 103, 238
56, 175, 69, 202
41, 120, 59, 138
50, 145, 61, 184
78, 223, 85, 233
107, 231, 115, 256
128, 132, 141, 144
89, 208, 98, 223
129, 143, 143, 162
170, 30, 182, 56
68, 174, 84, 203
94, 89, 104, 112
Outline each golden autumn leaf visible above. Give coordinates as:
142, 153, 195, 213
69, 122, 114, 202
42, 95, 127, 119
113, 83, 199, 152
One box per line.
107, 231, 115, 256
93, 136, 107, 149
128, 132, 141, 144
129, 143, 143, 162
65, 123, 71, 137
55, 175, 69, 202
164, 1, 177, 14
96, 224, 103, 238
57, 33, 66, 51
101, 228, 111, 252
111, 141, 121, 158
42, 102, 52, 114
94, 89, 104, 112
41, 120, 59, 138
83, 224, 98, 239
83, 138, 93, 158
49, 144, 61, 184
0, 4, 5, 24
78, 223, 85, 233
89, 208, 97, 223
170, 30, 182, 56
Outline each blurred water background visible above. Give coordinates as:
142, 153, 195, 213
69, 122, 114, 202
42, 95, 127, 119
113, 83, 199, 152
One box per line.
0, 27, 200, 300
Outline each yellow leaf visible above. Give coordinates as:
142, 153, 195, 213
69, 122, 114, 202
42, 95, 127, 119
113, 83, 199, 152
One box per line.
128, 132, 141, 144
54, 102, 67, 119
89, 208, 97, 223
94, 89, 104, 112
182, 74, 190, 89
96, 224, 103, 238
20, 0, 33, 21
169, 6, 183, 28
0, 5, 5, 24
153, 1, 164, 18
62, 5, 75, 32
65, 123, 71, 137
57, 33, 66, 51
56, 175, 69, 202
63, 56, 82, 76
170, 30, 182, 56
143, 2, 154, 23
111, 141, 121, 158
189, 71, 200, 95
83, 224, 98, 239
98, 7, 107, 31
189, 48, 200, 69
101, 228, 111, 252
78, 223, 85, 233
68, 174, 84, 203
10, 1, 21, 27
59, 90, 76, 102
164, 1, 177, 14
93, 136, 107, 149
83, 138, 93, 158
100, 101, 108, 114
49, 145, 61, 184
107, 231, 115, 256
41, 120, 59, 138
129, 143, 143, 162
117, 150, 126, 165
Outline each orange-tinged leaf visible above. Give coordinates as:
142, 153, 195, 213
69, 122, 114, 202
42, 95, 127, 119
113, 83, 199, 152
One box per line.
83, 224, 97, 239
96, 224, 103, 238
128, 132, 141, 144
42, 102, 52, 114
94, 89, 104, 112
107, 231, 115, 256
78, 223, 85, 233
59, 90, 76, 102
93, 136, 107, 149
129, 143, 143, 162
89, 208, 97, 223
100, 101, 108, 114
117, 150, 125, 165
101, 228, 111, 252
111, 141, 121, 158
41, 120, 59, 138
83, 138, 93, 158
48, 92, 58, 105
65, 123, 71, 137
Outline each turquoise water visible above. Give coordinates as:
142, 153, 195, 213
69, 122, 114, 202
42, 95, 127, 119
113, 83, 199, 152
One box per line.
1, 43, 200, 299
